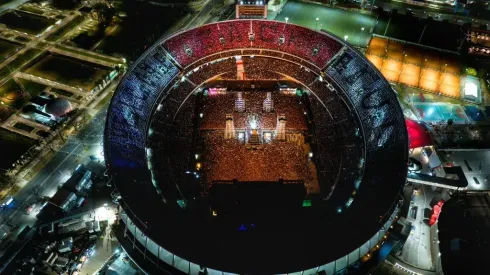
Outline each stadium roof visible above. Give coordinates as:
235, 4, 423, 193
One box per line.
406, 119, 434, 149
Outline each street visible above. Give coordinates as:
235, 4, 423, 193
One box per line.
0, 106, 107, 248
399, 184, 435, 271
0, 0, 29, 14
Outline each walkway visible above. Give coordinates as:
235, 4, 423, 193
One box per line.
396, 184, 436, 271
15, 72, 88, 95
49, 47, 117, 68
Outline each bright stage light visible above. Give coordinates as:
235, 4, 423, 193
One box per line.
248, 115, 259, 130
464, 82, 478, 98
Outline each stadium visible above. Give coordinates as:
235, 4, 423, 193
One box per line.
104, 20, 408, 274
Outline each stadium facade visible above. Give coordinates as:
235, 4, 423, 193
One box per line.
105, 20, 408, 274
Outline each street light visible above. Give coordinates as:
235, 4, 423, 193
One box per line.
344, 35, 349, 42
358, 27, 365, 46
315, 17, 319, 30
285, 17, 289, 23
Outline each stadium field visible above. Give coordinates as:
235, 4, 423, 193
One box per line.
274, 0, 375, 47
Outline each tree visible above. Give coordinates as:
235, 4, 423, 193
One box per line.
91, 2, 115, 26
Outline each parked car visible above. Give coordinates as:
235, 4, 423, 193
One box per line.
25, 203, 37, 214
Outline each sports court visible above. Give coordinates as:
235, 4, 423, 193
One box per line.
366, 37, 461, 98
413, 102, 470, 124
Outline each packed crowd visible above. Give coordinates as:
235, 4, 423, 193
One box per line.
326, 49, 408, 152
245, 70, 284, 80
201, 131, 312, 183
199, 92, 307, 130
187, 57, 237, 85
107, 47, 179, 168
163, 20, 342, 68
243, 57, 318, 85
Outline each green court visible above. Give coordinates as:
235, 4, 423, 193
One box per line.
274, 1, 376, 47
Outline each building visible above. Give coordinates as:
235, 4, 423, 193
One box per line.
236, 0, 268, 19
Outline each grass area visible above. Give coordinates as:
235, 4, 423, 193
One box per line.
13, 122, 34, 133
0, 127, 36, 170
0, 39, 22, 60
36, 130, 50, 138
57, 44, 121, 64
0, 79, 28, 109
374, 12, 464, 52
45, 15, 84, 42
51, 88, 73, 98
0, 105, 14, 122
0, 10, 55, 35
95, 1, 185, 58
15, 36, 31, 43
274, 0, 376, 47
94, 91, 113, 109
70, 29, 102, 50
25, 54, 110, 91
374, 13, 425, 42
17, 78, 45, 98
0, 48, 43, 79
36, 41, 50, 50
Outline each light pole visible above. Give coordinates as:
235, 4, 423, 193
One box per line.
344, 35, 349, 42
358, 27, 365, 46
284, 17, 289, 32
316, 17, 319, 30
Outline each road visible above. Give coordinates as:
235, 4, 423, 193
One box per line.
398, 184, 435, 271
0, 0, 29, 14
0, 106, 107, 249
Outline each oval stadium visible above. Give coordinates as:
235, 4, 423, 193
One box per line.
105, 19, 409, 274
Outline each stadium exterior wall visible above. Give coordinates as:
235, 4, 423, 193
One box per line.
116, 200, 401, 275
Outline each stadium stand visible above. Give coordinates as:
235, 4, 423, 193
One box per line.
243, 56, 318, 85
186, 57, 237, 84
106, 46, 178, 169
325, 48, 406, 152
163, 20, 343, 68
